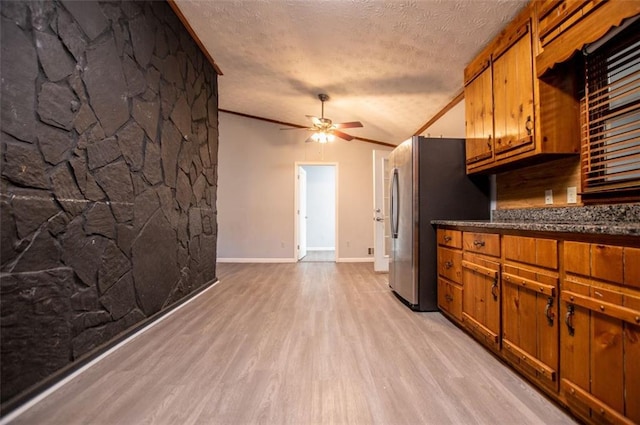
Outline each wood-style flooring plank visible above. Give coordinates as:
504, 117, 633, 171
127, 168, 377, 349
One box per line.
8, 262, 576, 424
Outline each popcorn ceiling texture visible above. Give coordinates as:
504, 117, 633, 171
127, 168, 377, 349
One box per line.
0, 0, 219, 404
174, 0, 527, 144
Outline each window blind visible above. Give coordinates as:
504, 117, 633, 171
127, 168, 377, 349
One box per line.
581, 19, 640, 199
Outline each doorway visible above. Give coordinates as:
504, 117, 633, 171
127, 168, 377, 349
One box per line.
295, 163, 338, 262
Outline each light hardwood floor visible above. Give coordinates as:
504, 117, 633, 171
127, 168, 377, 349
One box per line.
299, 250, 336, 262
8, 263, 576, 424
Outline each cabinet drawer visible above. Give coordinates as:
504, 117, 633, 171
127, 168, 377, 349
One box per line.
437, 228, 462, 249
438, 247, 462, 284
504, 235, 558, 270
438, 278, 462, 322
463, 232, 500, 257
625, 247, 640, 290
565, 241, 627, 285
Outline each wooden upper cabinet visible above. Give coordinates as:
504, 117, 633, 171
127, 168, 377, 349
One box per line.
492, 22, 535, 159
464, 65, 494, 169
463, 2, 594, 175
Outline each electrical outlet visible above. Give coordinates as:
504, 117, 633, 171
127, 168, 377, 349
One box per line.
567, 186, 577, 204
368, 247, 374, 255
545, 189, 553, 205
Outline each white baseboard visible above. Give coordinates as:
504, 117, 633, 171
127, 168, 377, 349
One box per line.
217, 258, 297, 263
307, 247, 335, 251
336, 257, 374, 263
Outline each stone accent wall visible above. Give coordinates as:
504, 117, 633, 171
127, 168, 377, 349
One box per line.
0, 0, 218, 403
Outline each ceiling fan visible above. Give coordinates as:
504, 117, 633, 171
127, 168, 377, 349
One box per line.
282, 94, 363, 143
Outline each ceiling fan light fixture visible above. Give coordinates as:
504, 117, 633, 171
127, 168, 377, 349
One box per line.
311, 130, 335, 144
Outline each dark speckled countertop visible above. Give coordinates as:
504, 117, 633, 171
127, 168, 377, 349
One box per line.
432, 204, 640, 237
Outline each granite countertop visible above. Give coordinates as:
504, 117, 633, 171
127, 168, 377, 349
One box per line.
432, 204, 640, 237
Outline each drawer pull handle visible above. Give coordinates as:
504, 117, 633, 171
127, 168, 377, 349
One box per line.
444, 261, 453, 269
443, 235, 452, 242
491, 275, 499, 301
565, 304, 575, 336
545, 297, 555, 326
473, 240, 485, 248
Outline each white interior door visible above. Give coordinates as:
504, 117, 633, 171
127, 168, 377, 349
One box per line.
373, 150, 390, 272
298, 167, 307, 260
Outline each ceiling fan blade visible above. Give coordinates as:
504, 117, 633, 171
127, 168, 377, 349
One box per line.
333, 130, 354, 141
304, 136, 315, 143
334, 121, 363, 129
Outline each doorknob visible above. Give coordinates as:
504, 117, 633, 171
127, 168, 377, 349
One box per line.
375, 217, 384, 222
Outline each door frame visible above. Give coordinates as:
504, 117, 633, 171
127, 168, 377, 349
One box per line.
373, 150, 390, 272
298, 167, 307, 260
294, 162, 339, 262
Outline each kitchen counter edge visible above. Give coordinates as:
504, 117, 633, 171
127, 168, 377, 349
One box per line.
431, 220, 640, 237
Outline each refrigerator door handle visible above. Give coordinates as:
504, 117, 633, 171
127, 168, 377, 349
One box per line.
391, 168, 399, 238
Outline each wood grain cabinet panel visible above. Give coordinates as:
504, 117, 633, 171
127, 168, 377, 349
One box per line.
437, 229, 464, 324
625, 247, 640, 289
437, 228, 462, 249
437, 221, 640, 425
564, 241, 591, 276
438, 247, 462, 284
561, 247, 640, 425
493, 22, 536, 159
438, 278, 463, 322
462, 2, 583, 175
462, 252, 501, 351
463, 232, 500, 257
504, 235, 558, 270
503, 265, 559, 392
465, 66, 494, 170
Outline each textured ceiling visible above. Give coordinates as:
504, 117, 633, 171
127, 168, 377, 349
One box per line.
173, 0, 527, 145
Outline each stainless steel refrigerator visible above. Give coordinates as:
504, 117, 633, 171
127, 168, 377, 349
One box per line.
389, 136, 490, 311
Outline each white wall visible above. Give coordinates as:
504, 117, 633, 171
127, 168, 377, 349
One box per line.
217, 112, 393, 262
302, 165, 335, 250
418, 101, 465, 139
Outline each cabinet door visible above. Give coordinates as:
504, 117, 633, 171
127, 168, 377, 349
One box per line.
465, 67, 494, 168
462, 255, 500, 349
502, 265, 559, 391
560, 280, 591, 421
493, 23, 535, 158
561, 279, 640, 424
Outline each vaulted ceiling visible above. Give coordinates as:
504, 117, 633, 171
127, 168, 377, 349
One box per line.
172, 0, 527, 145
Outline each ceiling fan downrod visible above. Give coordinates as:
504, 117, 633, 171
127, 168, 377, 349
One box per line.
318, 93, 329, 119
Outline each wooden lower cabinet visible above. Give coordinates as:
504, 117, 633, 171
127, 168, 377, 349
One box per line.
436, 225, 640, 425
502, 264, 559, 393
438, 278, 462, 321
560, 279, 640, 425
462, 252, 501, 351
437, 229, 464, 322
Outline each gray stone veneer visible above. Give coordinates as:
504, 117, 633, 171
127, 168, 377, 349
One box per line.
0, 0, 219, 403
